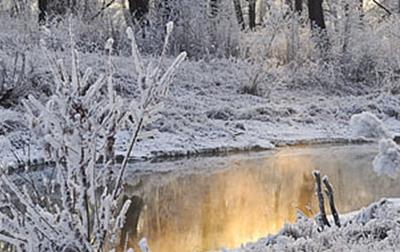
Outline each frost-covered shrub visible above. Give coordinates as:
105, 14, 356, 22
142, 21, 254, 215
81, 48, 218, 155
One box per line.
373, 139, 400, 178
0, 22, 186, 252
0, 52, 50, 108
349, 112, 391, 139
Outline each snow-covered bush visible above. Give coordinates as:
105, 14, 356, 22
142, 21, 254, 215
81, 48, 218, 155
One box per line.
373, 139, 400, 178
349, 112, 391, 139
349, 112, 400, 179
0, 22, 186, 251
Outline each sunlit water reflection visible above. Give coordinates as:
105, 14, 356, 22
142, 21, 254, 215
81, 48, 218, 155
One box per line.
121, 144, 400, 252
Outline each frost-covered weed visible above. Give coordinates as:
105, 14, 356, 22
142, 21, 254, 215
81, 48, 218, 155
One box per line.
0, 22, 186, 252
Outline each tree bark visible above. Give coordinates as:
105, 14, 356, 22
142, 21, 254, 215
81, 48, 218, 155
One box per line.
38, 0, 47, 23
308, 0, 326, 30
39, 0, 77, 21
249, 0, 256, 30
295, 0, 302, 13
232, 0, 245, 30
128, 0, 149, 23
210, 0, 220, 18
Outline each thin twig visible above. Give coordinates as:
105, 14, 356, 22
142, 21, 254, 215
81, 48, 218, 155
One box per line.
90, 0, 117, 20
112, 117, 144, 200
372, 0, 392, 15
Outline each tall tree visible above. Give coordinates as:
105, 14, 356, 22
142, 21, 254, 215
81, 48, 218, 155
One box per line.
358, 0, 364, 20
38, 0, 76, 22
128, 0, 149, 24
232, 0, 245, 30
308, 0, 325, 30
249, 0, 256, 30
38, 0, 47, 23
295, 0, 302, 13
210, 0, 220, 18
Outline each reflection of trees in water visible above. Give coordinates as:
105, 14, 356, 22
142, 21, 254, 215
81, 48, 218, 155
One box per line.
120, 195, 144, 250
297, 172, 315, 216
119, 145, 399, 252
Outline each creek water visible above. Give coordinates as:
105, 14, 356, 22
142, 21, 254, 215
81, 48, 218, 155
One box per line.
120, 143, 400, 252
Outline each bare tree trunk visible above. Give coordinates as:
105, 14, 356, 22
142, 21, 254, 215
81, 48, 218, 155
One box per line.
232, 0, 245, 30
38, 0, 47, 23
308, 0, 326, 30
342, 1, 350, 58
249, 0, 256, 30
39, 0, 77, 21
359, 0, 364, 19
295, 0, 302, 13
210, 0, 220, 18
128, 0, 149, 23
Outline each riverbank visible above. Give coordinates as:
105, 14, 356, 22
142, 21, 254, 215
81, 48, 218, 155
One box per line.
1, 49, 400, 167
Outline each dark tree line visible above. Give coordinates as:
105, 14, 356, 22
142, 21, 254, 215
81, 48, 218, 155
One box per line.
231, 0, 326, 31
127, 0, 149, 23
37, 0, 328, 33
39, 0, 150, 24
38, 0, 77, 23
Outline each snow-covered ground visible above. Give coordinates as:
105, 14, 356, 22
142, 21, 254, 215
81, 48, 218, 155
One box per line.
1, 49, 400, 166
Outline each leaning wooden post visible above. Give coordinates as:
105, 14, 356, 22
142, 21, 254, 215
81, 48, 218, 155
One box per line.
313, 170, 330, 228
323, 176, 341, 227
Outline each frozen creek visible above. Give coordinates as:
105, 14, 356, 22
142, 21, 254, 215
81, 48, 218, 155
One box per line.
118, 143, 399, 252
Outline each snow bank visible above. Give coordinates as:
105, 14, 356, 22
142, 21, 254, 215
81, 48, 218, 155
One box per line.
373, 139, 400, 178
0, 49, 400, 165
349, 112, 391, 139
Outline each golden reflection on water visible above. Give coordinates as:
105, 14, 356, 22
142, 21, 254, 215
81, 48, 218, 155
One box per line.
122, 145, 399, 252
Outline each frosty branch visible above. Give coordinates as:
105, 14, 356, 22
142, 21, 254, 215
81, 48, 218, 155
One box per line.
0, 21, 186, 252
